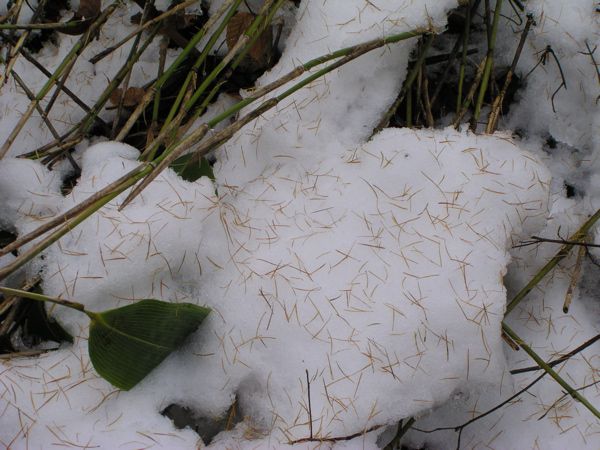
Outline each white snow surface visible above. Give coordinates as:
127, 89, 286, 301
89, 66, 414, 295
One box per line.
1, 0, 599, 449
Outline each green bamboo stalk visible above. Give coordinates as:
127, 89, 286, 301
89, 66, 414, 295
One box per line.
156, 0, 284, 156
114, 0, 236, 142
0, 165, 149, 282
502, 323, 600, 419
506, 207, 600, 315
0, 0, 25, 24
111, 1, 155, 139
0, 0, 49, 86
162, 0, 244, 128
181, 0, 286, 114
0, 1, 120, 159
372, 33, 434, 134
24, 25, 160, 161
0, 28, 428, 279
457, 0, 476, 112
383, 417, 416, 450
0, 286, 86, 312
122, 28, 428, 207
0, 19, 94, 31
472, 0, 504, 124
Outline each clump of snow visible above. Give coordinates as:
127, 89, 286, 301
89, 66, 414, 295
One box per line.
0, 158, 63, 233
0, 130, 550, 447
42, 141, 217, 329
193, 128, 550, 441
217, 0, 460, 186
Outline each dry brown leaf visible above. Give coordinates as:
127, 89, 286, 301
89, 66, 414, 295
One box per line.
122, 87, 146, 107
109, 88, 123, 107
226, 12, 273, 71
108, 87, 145, 108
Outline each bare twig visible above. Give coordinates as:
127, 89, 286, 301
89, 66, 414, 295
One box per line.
289, 424, 384, 444
486, 13, 533, 133
89, 0, 197, 63
306, 369, 313, 439
506, 208, 600, 315
502, 323, 600, 419
414, 372, 547, 450
510, 333, 600, 375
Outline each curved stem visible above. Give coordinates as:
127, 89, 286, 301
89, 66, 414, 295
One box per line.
0, 286, 86, 312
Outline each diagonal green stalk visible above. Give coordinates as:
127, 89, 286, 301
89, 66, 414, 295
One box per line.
24, 25, 160, 161
502, 323, 600, 419
506, 208, 600, 315
162, 0, 244, 128
111, 0, 155, 139
372, 33, 434, 134
121, 28, 428, 207
147, 0, 284, 162
457, 0, 477, 112
181, 0, 286, 114
0, 1, 120, 159
0, 28, 428, 280
114, 0, 237, 143
89, 0, 197, 64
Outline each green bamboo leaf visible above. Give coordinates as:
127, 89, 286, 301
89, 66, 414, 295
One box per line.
87, 300, 210, 390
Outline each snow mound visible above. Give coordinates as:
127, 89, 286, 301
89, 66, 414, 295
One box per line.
0, 130, 549, 447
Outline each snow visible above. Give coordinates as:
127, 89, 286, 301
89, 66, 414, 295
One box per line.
0, 0, 599, 449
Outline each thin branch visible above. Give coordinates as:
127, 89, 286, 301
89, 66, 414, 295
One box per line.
513, 235, 600, 249
486, 13, 533, 133
414, 372, 547, 450
89, 0, 197, 64
506, 208, 600, 315
502, 323, 600, 419
289, 424, 384, 444
510, 333, 600, 375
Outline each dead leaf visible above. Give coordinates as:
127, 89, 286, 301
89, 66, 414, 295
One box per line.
108, 87, 146, 109
226, 12, 273, 72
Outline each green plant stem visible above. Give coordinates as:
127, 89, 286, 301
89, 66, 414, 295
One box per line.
384, 417, 416, 450
162, 0, 243, 128
0, 19, 93, 30
502, 323, 600, 419
0, 1, 119, 159
457, 0, 477, 112
506, 207, 600, 315
0, 28, 427, 278
185, 0, 284, 112
25, 25, 160, 161
122, 28, 428, 208
153, 0, 284, 161
473, 0, 503, 124
486, 13, 533, 133
0, 165, 149, 281
372, 33, 434, 134
0, 286, 86, 312
114, 0, 236, 143
111, 1, 154, 139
